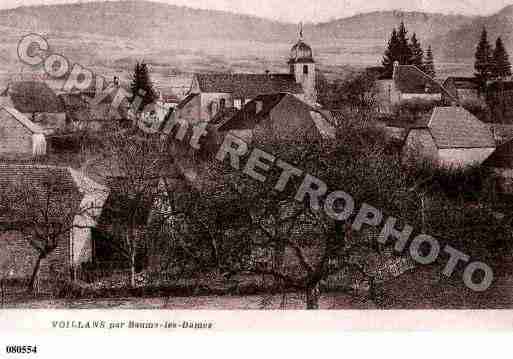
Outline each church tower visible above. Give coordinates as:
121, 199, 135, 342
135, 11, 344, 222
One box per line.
288, 23, 316, 104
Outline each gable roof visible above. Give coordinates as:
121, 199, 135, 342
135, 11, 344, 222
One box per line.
394, 65, 455, 101
217, 93, 288, 131
427, 107, 495, 149
483, 138, 513, 168
1, 107, 45, 134
9, 81, 65, 113
194, 73, 303, 98
443, 77, 480, 100
0, 164, 107, 222
217, 93, 335, 139
444, 77, 480, 90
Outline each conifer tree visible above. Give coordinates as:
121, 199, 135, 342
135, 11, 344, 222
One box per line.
410, 33, 424, 70
396, 21, 412, 65
474, 27, 493, 83
382, 28, 400, 78
492, 37, 512, 79
424, 46, 436, 78
129, 61, 158, 111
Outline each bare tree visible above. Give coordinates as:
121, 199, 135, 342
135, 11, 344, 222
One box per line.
0, 168, 106, 293
99, 131, 164, 287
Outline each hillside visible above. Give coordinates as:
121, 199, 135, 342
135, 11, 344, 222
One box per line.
435, 5, 513, 61
0, 0, 504, 81
309, 10, 475, 43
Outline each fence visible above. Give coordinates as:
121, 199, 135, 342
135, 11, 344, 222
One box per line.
0, 277, 53, 307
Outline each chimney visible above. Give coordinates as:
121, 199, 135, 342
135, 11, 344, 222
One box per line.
392, 61, 399, 81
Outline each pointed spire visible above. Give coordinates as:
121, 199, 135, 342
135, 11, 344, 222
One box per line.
299, 22, 303, 40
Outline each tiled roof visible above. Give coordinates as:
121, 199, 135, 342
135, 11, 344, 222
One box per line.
195, 73, 303, 98
483, 139, 513, 168
176, 93, 199, 110
444, 77, 480, 89
428, 107, 495, 149
217, 93, 287, 131
394, 65, 454, 100
210, 107, 239, 125
1, 107, 45, 134
0, 164, 107, 222
9, 81, 65, 113
217, 93, 335, 139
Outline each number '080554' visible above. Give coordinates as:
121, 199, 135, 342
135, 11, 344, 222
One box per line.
5, 345, 37, 354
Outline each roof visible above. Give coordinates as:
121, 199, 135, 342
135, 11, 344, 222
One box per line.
210, 107, 239, 125
176, 93, 199, 110
9, 81, 65, 113
427, 107, 495, 149
483, 139, 513, 168
444, 77, 480, 90
194, 73, 303, 98
217, 93, 287, 131
0, 164, 107, 222
394, 65, 454, 100
217, 93, 335, 139
289, 39, 314, 63
1, 107, 45, 134
385, 115, 431, 130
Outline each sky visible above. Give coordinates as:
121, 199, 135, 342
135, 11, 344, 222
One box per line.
2, 0, 513, 23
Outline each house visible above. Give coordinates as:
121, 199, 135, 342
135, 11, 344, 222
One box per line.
0, 165, 108, 284
483, 139, 513, 193
442, 76, 481, 103
176, 30, 317, 124
0, 107, 47, 157
7, 81, 68, 133
403, 106, 495, 168
375, 62, 454, 113
216, 93, 336, 144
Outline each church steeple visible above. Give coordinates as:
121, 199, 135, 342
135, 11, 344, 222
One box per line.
288, 24, 316, 104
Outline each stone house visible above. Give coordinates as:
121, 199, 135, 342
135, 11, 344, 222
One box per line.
7, 81, 68, 133
0, 107, 47, 157
375, 62, 454, 113
442, 76, 481, 103
403, 106, 496, 168
216, 93, 336, 143
175, 30, 318, 124
0, 165, 108, 284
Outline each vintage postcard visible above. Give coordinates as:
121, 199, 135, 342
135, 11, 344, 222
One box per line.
0, 0, 513, 343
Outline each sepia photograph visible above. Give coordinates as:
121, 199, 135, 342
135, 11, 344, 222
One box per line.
0, 0, 512, 329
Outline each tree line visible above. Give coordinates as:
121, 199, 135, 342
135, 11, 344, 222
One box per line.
382, 21, 435, 78
474, 27, 512, 84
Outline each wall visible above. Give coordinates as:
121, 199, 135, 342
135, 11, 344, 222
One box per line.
438, 148, 495, 168
293, 62, 316, 104
0, 110, 32, 155
400, 93, 441, 101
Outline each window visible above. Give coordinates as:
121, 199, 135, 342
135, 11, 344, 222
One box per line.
220, 98, 226, 109
234, 99, 242, 109
303, 65, 309, 75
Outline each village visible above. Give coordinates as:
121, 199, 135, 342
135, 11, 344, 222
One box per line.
1, 17, 513, 310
